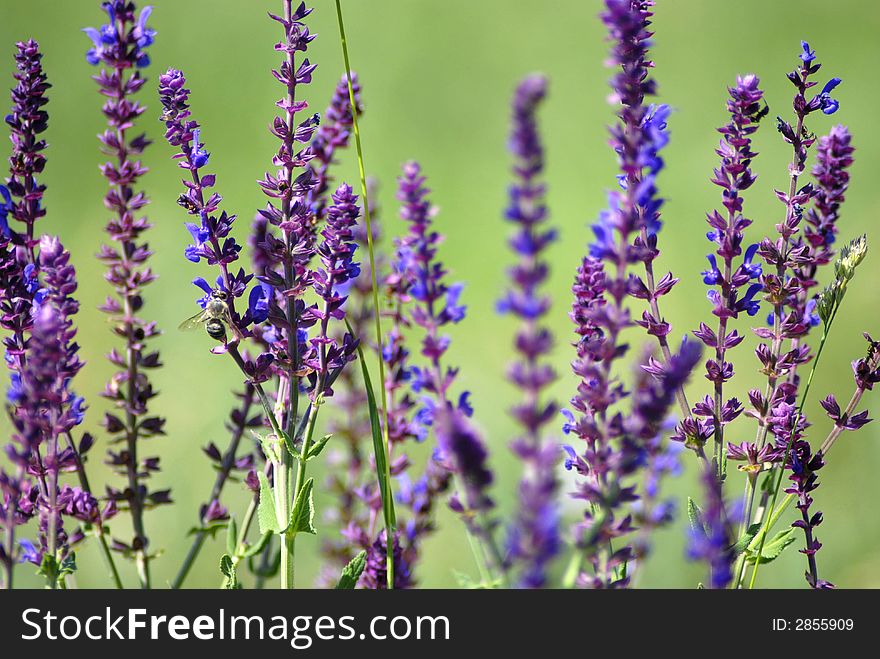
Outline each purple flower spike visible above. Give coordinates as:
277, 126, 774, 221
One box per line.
767, 392, 832, 589
689, 74, 766, 465
5, 240, 98, 582
498, 75, 560, 588
686, 466, 734, 589
159, 67, 254, 338
309, 73, 362, 223
791, 125, 854, 325
299, 183, 361, 397
89, 1, 167, 576
2, 40, 50, 260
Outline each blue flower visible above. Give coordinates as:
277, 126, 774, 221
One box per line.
560, 408, 575, 435
800, 40, 816, 63
0, 184, 13, 237
409, 366, 429, 393
804, 298, 821, 327
18, 539, 40, 565
134, 6, 157, 49
413, 396, 436, 439
247, 283, 272, 324
458, 391, 473, 417
191, 129, 210, 169
701, 254, 722, 285
589, 206, 617, 260
444, 282, 466, 323
737, 283, 763, 316
192, 276, 221, 306
741, 243, 762, 279
817, 77, 842, 115
7, 372, 23, 405
22, 263, 40, 295
70, 395, 86, 425
561, 444, 577, 471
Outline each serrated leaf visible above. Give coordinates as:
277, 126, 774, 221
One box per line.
240, 531, 273, 559
59, 552, 77, 577
746, 527, 797, 564
280, 430, 298, 459
247, 538, 280, 578
687, 497, 707, 537
335, 550, 367, 589
257, 471, 281, 534
289, 478, 316, 535
306, 434, 332, 460
732, 523, 762, 557
220, 554, 240, 589
226, 516, 238, 556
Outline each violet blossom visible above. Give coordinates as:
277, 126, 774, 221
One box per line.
498, 74, 560, 588
1, 39, 49, 261
86, 0, 166, 581
691, 74, 766, 472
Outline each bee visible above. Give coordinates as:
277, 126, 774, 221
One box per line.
178, 289, 243, 342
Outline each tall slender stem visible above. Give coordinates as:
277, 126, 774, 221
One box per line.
172, 386, 256, 589
63, 433, 123, 589
334, 0, 396, 589
748, 302, 836, 589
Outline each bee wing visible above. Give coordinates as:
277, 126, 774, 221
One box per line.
178, 310, 209, 332
220, 307, 245, 341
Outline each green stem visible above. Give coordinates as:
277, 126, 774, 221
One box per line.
748, 302, 838, 589
334, 0, 395, 590
63, 433, 124, 590
172, 386, 255, 589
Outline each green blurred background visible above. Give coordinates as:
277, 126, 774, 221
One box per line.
0, 0, 878, 588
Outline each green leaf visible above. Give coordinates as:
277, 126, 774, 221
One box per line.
746, 527, 798, 565
220, 554, 240, 589
59, 552, 77, 577
289, 478, 316, 535
732, 523, 762, 557
349, 327, 396, 533
452, 570, 481, 589
187, 522, 228, 539
335, 550, 367, 589
306, 434, 332, 460
687, 497, 706, 537
257, 471, 280, 535
240, 531, 273, 559
226, 516, 238, 556
280, 430, 298, 459
247, 538, 280, 578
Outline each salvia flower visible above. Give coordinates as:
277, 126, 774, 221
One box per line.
565, 248, 701, 586
747, 43, 842, 478
792, 125, 854, 326
6, 240, 92, 581
386, 161, 498, 576
299, 183, 361, 397
87, 0, 166, 578
320, 186, 383, 581
309, 73, 362, 223
2, 40, 50, 259
360, 530, 412, 590
690, 74, 766, 469
767, 392, 831, 588
686, 466, 734, 589
498, 74, 560, 588
158, 68, 262, 341
83, 2, 155, 68
599, 1, 678, 361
